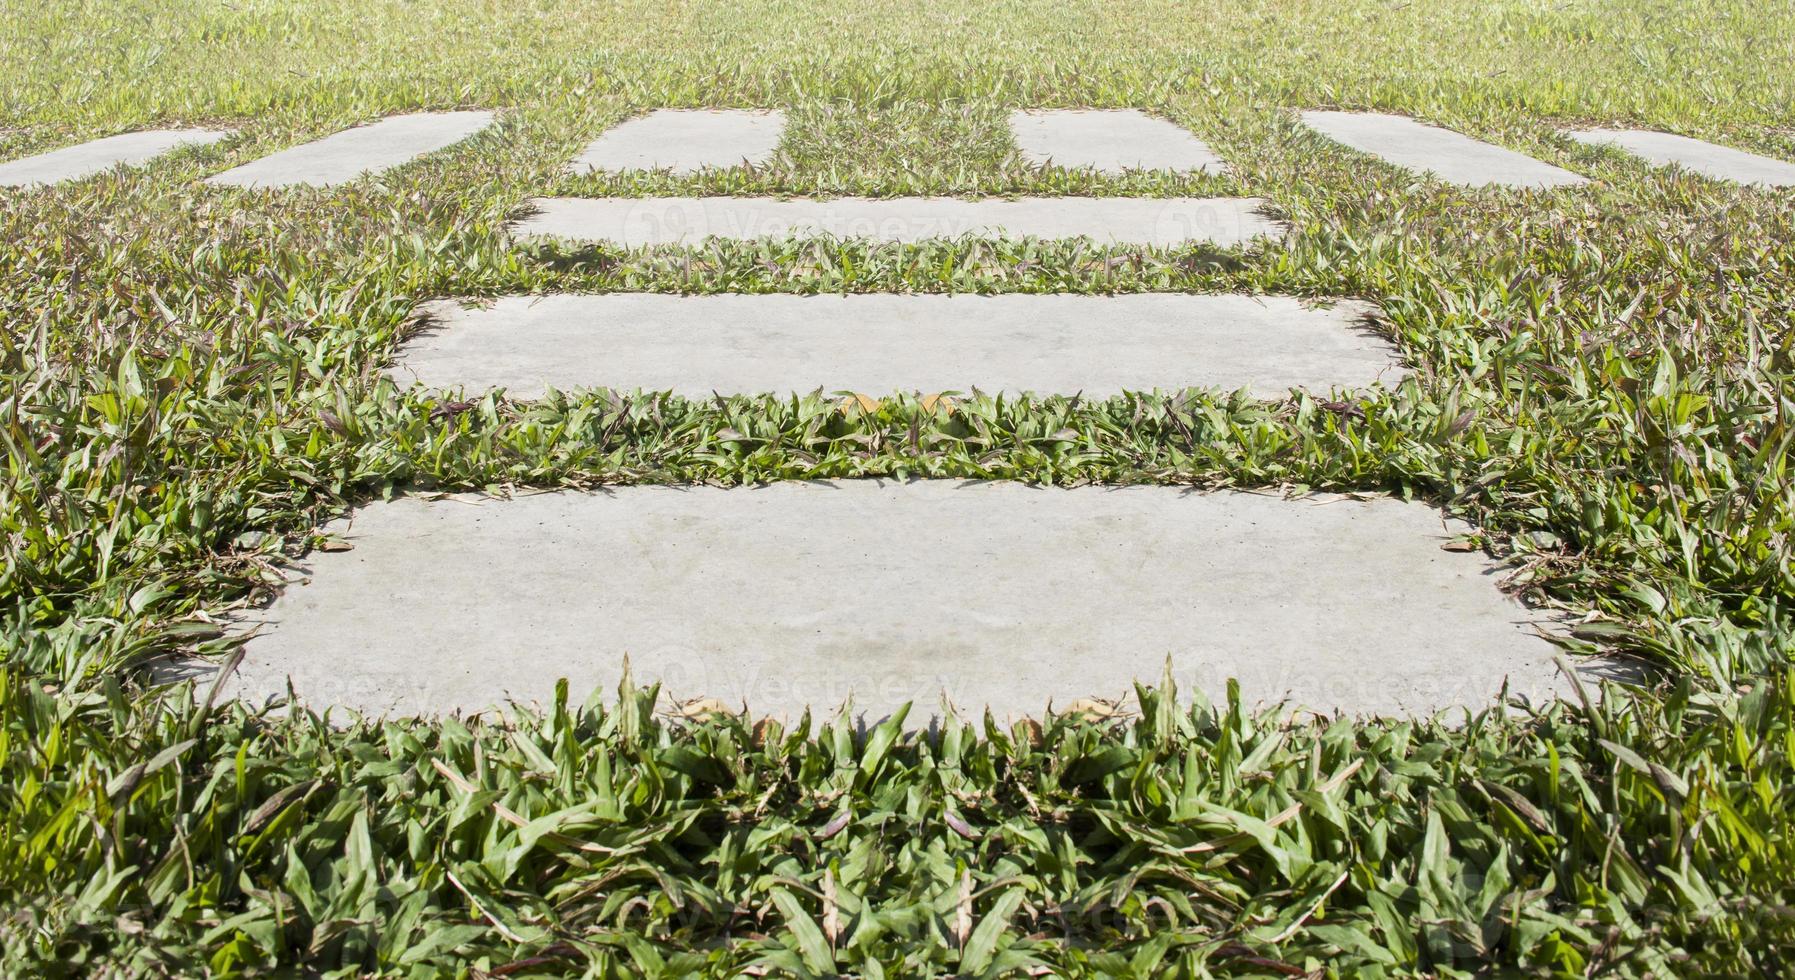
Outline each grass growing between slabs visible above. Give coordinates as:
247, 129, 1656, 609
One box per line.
3, 0, 1795, 974
5, 664, 1793, 976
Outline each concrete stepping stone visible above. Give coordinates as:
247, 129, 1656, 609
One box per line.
207, 111, 495, 189
512, 196, 1276, 247
393, 293, 1397, 399
1566, 129, 1795, 187
1301, 111, 1586, 189
571, 109, 785, 174
0, 128, 230, 187
220, 482, 1597, 722
1009, 109, 1225, 173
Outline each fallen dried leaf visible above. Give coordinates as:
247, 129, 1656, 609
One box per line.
919, 392, 958, 415
1062, 697, 1120, 721
837, 393, 882, 414
678, 697, 732, 720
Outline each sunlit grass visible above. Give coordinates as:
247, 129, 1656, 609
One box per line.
2, 0, 1794, 974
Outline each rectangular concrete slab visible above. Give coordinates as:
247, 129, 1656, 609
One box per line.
1009, 109, 1226, 173
222, 482, 1588, 722
512, 196, 1277, 247
206, 111, 495, 189
572, 109, 785, 174
393, 293, 1399, 399
1302, 111, 1586, 189
1566, 129, 1795, 187
0, 129, 230, 187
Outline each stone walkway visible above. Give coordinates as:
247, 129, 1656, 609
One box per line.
570, 109, 785, 173
0, 128, 229, 187
227, 483, 1588, 722
6, 108, 1789, 202
393, 293, 1396, 398
1302, 110, 1587, 189
1567, 129, 1795, 187
18, 102, 1670, 719
10, 107, 1788, 203
512, 195, 1276, 246
1008, 109, 1225, 173
207, 111, 494, 189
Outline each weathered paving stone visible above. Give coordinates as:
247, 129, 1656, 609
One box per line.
1302, 111, 1586, 189
393, 293, 1399, 399
0, 129, 230, 187
511, 196, 1277, 247
206, 111, 495, 189
1566, 129, 1795, 187
1008, 109, 1226, 173
570, 109, 785, 174
221, 482, 1604, 722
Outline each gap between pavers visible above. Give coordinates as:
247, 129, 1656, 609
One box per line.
1302, 111, 1586, 189
1008, 109, 1226, 174
206, 111, 495, 189
211, 481, 1619, 724
511, 196, 1277, 247
0, 129, 231, 188
392, 293, 1400, 399
570, 109, 785, 174
1566, 129, 1795, 187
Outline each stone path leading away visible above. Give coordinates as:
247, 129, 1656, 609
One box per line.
1302, 111, 1586, 189
129, 103, 1630, 722
1008, 109, 1226, 173
225, 482, 1590, 722
206, 111, 495, 189
512, 196, 1276, 246
570, 109, 786, 174
393, 293, 1398, 399
0, 129, 231, 187
1566, 129, 1795, 187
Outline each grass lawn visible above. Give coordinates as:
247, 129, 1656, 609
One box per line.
3, 0, 1795, 974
